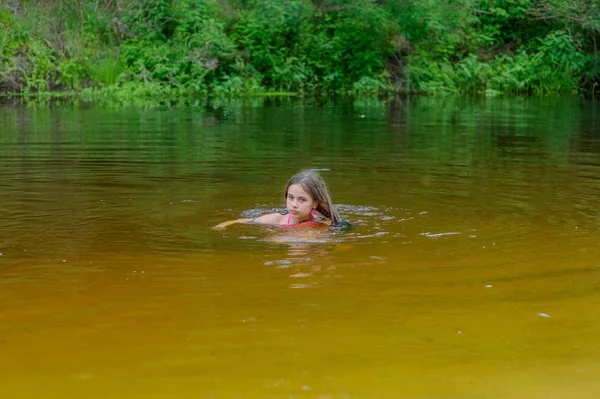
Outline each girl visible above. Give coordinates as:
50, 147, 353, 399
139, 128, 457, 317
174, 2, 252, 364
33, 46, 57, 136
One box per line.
214, 169, 340, 229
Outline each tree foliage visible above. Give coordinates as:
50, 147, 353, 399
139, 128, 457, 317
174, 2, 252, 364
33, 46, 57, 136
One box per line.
1, 0, 600, 98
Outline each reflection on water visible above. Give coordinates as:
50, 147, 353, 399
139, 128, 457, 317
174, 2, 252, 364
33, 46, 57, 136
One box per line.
1, 96, 600, 398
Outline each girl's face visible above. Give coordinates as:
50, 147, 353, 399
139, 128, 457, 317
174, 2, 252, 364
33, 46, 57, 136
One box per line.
286, 184, 317, 221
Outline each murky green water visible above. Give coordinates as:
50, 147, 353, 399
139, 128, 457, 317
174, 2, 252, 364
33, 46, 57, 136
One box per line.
1, 97, 600, 398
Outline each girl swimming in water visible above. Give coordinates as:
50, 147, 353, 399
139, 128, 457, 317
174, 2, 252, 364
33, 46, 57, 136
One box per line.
214, 169, 340, 229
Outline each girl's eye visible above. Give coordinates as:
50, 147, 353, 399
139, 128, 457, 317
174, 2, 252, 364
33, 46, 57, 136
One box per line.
299, 198, 306, 202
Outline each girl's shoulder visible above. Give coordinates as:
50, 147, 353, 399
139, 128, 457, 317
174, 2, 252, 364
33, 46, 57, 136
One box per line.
252, 212, 286, 224
314, 213, 332, 224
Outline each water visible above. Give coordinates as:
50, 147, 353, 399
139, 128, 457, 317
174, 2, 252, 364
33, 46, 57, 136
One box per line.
1, 97, 600, 398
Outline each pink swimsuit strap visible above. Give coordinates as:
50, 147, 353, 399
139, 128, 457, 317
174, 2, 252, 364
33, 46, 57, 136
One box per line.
287, 210, 316, 225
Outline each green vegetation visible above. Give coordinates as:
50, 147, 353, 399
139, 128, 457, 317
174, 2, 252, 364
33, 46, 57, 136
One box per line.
1, 0, 599, 100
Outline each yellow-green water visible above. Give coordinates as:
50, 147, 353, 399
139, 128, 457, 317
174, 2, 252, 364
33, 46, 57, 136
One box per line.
1, 97, 600, 398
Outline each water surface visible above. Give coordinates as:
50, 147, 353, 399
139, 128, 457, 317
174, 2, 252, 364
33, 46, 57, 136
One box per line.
1, 97, 600, 398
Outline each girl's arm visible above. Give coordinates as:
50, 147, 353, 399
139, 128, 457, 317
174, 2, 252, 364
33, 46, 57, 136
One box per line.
214, 213, 285, 229
213, 218, 254, 229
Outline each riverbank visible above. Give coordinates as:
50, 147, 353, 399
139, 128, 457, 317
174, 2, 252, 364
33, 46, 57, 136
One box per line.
1, 0, 598, 100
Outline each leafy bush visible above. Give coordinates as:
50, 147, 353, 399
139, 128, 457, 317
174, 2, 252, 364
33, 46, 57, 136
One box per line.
2, 0, 600, 98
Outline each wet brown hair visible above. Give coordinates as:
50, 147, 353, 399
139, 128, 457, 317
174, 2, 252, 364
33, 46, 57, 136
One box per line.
284, 169, 341, 225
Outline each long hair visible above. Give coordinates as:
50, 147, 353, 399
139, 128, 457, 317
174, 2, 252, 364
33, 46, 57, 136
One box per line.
284, 169, 341, 225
